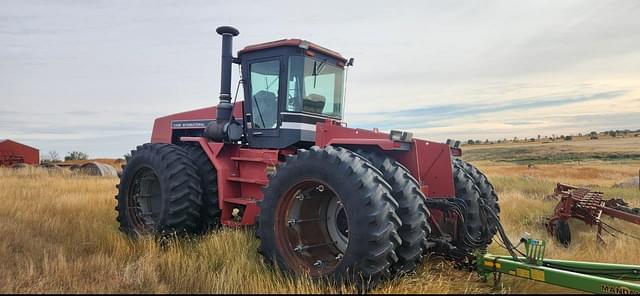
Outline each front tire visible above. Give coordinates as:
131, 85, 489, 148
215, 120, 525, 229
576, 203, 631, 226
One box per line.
257, 146, 401, 288
116, 143, 203, 237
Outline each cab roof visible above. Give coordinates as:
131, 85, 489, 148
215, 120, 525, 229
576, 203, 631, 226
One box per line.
238, 39, 347, 63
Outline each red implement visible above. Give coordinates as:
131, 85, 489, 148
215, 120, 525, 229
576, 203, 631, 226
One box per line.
546, 183, 640, 244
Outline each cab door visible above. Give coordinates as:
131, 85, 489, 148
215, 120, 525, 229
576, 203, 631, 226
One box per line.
244, 57, 284, 148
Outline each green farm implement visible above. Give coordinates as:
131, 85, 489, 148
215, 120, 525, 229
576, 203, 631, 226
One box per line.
477, 237, 640, 294
472, 201, 640, 294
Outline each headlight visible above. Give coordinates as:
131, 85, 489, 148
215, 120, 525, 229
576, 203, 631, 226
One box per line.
390, 130, 413, 142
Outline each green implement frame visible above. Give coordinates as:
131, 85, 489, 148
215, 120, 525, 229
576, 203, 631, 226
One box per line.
476, 238, 640, 294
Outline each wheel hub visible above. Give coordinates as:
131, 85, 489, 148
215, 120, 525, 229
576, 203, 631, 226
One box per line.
275, 180, 349, 276
126, 167, 161, 234
327, 196, 349, 252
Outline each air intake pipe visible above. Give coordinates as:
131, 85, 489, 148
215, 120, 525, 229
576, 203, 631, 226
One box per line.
206, 25, 243, 142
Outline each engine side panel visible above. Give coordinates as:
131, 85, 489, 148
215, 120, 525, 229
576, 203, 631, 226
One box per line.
150, 103, 243, 144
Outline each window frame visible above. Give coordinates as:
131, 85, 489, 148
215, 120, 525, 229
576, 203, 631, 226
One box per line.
246, 57, 283, 131
286, 55, 344, 120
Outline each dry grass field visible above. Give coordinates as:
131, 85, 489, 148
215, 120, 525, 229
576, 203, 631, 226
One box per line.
1, 136, 639, 293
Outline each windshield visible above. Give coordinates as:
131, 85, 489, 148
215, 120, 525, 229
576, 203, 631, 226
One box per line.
286, 56, 344, 118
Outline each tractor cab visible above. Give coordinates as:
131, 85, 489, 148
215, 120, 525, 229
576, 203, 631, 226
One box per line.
207, 26, 351, 149
237, 39, 349, 149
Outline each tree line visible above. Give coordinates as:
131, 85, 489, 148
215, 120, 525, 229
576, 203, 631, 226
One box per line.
464, 129, 640, 145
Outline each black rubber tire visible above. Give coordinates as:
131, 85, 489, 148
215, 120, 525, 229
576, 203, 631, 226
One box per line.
452, 163, 489, 252
115, 143, 202, 237
182, 144, 221, 233
454, 158, 500, 236
356, 149, 430, 275
553, 219, 572, 247
257, 146, 401, 288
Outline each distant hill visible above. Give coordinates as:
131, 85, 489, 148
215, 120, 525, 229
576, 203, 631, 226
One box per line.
461, 129, 640, 147
462, 136, 640, 164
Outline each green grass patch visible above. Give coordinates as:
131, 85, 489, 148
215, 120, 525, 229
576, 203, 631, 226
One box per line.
464, 147, 640, 164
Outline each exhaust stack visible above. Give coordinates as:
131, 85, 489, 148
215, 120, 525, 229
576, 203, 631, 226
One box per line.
207, 25, 242, 142
216, 25, 239, 121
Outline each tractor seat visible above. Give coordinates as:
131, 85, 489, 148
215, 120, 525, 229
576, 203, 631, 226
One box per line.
253, 90, 278, 128
303, 93, 326, 114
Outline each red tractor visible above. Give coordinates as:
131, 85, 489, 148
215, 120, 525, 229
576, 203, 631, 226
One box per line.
116, 26, 500, 287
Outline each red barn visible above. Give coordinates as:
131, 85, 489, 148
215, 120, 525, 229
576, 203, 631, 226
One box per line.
0, 139, 39, 166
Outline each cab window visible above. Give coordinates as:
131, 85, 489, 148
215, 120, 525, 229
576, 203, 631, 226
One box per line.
286, 56, 344, 119
250, 60, 280, 129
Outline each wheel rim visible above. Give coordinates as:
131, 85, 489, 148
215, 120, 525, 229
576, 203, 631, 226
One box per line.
126, 167, 162, 234
274, 179, 349, 277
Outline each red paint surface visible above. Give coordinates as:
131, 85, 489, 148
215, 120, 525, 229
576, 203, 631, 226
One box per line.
238, 39, 347, 63
181, 137, 279, 227
0, 139, 39, 166
315, 120, 455, 198
151, 103, 243, 144
547, 183, 640, 236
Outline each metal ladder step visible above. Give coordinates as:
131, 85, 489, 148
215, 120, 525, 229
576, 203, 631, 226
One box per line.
227, 176, 268, 186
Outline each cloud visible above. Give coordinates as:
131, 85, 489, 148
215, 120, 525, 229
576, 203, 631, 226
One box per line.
505, 121, 538, 126
350, 90, 628, 131
402, 108, 640, 143
18, 133, 151, 159
0, 109, 155, 140
63, 110, 101, 116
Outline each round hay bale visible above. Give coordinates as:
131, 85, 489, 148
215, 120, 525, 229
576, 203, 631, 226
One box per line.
11, 163, 30, 169
79, 162, 118, 177
40, 163, 63, 171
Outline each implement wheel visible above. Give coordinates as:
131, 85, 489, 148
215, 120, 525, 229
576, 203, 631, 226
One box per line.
356, 149, 431, 275
116, 143, 202, 237
257, 146, 401, 288
553, 219, 572, 247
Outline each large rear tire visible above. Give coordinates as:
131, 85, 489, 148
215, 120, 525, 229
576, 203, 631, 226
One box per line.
116, 143, 202, 237
356, 149, 430, 275
182, 144, 221, 233
257, 146, 401, 288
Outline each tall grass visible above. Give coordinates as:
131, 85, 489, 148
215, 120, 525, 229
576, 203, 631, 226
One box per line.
0, 160, 639, 293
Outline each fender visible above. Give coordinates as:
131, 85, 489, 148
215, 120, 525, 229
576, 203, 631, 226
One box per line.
315, 120, 456, 198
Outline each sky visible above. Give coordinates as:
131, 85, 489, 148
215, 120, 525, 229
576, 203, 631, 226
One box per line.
1, 0, 640, 158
